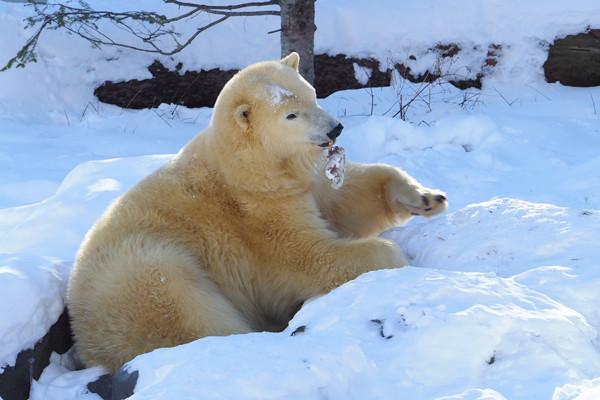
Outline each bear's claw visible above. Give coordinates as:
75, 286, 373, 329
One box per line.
415, 191, 448, 216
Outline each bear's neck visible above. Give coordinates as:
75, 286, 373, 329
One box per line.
202, 130, 323, 197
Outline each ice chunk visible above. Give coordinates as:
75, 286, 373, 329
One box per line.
325, 145, 345, 189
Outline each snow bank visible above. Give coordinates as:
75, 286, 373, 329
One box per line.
0, 156, 172, 259
554, 377, 600, 400
29, 352, 105, 400
387, 199, 599, 276
316, 1, 600, 83
2, 0, 600, 121
0, 105, 205, 208
0, 256, 67, 371
120, 266, 599, 400
326, 84, 600, 211
385, 198, 600, 333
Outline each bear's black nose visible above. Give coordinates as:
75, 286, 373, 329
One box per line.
327, 123, 344, 141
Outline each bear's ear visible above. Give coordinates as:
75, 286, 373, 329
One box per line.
281, 52, 300, 71
234, 104, 251, 130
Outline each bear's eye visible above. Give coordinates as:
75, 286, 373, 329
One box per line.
286, 113, 297, 120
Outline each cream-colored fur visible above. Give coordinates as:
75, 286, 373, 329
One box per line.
67, 53, 447, 372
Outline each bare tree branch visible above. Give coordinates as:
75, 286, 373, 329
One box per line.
2, 0, 281, 70
164, 0, 280, 12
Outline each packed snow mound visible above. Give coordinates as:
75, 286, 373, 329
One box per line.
29, 351, 106, 400
553, 377, 600, 400
384, 198, 600, 331
0, 256, 68, 371
0, 155, 171, 259
120, 267, 598, 400
386, 198, 599, 276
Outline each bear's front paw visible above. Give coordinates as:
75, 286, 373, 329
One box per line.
387, 183, 448, 219
408, 190, 448, 217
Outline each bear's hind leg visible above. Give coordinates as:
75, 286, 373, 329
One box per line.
69, 235, 252, 372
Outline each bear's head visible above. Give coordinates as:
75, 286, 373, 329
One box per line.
208, 53, 343, 193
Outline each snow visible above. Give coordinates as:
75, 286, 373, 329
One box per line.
0, 0, 599, 399
0, 256, 68, 372
266, 84, 295, 107
120, 266, 599, 400
554, 378, 600, 400
29, 351, 105, 400
352, 63, 372, 85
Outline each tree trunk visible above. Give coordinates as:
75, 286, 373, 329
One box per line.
280, 0, 316, 84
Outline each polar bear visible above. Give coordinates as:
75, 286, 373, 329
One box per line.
67, 53, 447, 372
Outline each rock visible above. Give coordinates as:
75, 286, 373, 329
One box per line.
314, 54, 392, 97
0, 309, 73, 400
112, 368, 138, 400
94, 30, 600, 111
88, 373, 113, 400
94, 61, 237, 109
544, 29, 600, 87
88, 368, 138, 400
94, 54, 393, 109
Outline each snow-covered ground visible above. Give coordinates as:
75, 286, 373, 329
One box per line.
1, 1, 600, 399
